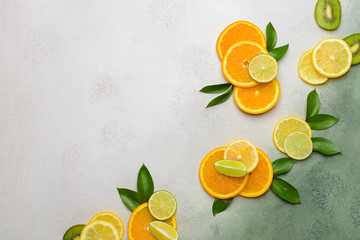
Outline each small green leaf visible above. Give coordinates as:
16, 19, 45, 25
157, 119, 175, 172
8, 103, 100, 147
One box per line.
269, 44, 289, 61
212, 198, 233, 216
206, 85, 233, 108
306, 89, 320, 120
272, 158, 296, 177
199, 83, 232, 94
271, 178, 300, 204
117, 188, 147, 212
312, 137, 341, 155
306, 114, 339, 130
266, 22, 277, 51
137, 164, 154, 199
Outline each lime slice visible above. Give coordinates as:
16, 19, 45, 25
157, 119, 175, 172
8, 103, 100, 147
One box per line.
149, 221, 178, 240
248, 54, 279, 83
284, 132, 313, 160
214, 160, 247, 177
148, 190, 177, 221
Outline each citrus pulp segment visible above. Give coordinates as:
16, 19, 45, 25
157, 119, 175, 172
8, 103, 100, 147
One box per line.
233, 79, 280, 114
128, 203, 177, 240
240, 149, 273, 198
214, 159, 247, 177
199, 147, 250, 199
273, 116, 312, 153
149, 221, 179, 240
222, 41, 268, 88
298, 50, 328, 85
217, 21, 266, 60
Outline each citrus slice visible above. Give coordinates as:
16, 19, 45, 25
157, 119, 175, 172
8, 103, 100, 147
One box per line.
240, 149, 273, 198
89, 212, 124, 239
248, 54, 279, 83
298, 50, 328, 85
233, 79, 280, 114
199, 147, 250, 199
80, 220, 120, 240
217, 21, 266, 60
273, 116, 312, 153
224, 139, 259, 173
312, 38, 352, 78
148, 191, 177, 221
128, 203, 176, 240
222, 41, 268, 88
149, 221, 179, 240
284, 132, 313, 160
214, 160, 247, 177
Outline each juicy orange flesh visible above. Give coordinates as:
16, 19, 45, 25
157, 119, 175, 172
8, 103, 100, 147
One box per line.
234, 79, 279, 111
219, 22, 265, 58
129, 204, 176, 240
315, 41, 350, 74
240, 149, 273, 197
202, 148, 248, 196
225, 43, 266, 85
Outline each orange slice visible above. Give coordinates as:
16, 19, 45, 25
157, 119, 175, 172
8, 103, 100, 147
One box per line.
233, 78, 280, 114
240, 149, 273, 198
199, 147, 250, 199
222, 41, 268, 88
128, 203, 176, 240
217, 21, 266, 60
224, 139, 259, 173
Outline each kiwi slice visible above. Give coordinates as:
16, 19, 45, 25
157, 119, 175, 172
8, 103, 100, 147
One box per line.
63, 224, 85, 240
344, 33, 360, 65
315, 0, 341, 30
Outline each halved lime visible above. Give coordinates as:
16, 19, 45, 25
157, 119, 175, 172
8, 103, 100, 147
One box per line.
214, 160, 247, 177
284, 132, 313, 160
149, 221, 178, 240
248, 54, 279, 83
148, 190, 177, 221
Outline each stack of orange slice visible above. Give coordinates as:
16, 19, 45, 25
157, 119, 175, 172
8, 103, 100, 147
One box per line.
199, 139, 273, 199
217, 21, 281, 114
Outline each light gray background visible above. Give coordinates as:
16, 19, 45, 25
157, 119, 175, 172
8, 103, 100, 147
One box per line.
1, 0, 360, 239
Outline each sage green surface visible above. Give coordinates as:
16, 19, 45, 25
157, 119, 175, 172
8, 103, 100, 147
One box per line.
1, 0, 360, 239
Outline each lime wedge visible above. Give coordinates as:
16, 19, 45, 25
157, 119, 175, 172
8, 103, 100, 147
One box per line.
149, 221, 178, 240
214, 160, 247, 177
248, 54, 279, 83
284, 132, 313, 160
148, 190, 177, 221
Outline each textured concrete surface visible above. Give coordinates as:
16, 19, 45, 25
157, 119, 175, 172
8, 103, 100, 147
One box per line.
1, 0, 359, 239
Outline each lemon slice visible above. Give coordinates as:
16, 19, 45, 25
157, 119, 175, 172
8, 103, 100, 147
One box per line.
248, 54, 279, 83
312, 38, 352, 78
214, 160, 247, 177
89, 212, 124, 239
149, 221, 179, 240
148, 191, 177, 221
298, 50, 328, 85
273, 116, 312, 153
224, 139, 258, 173
284, 132, 313, 160
80, 220, 120, 240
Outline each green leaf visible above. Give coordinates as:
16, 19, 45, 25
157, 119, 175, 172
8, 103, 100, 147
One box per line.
269, 44, 289, 61
117, 188, 147, 212
266, 22, 277, 51
306, 89, 320, 120
137, 164, 154, 199
271, 177, 300, 204
312, 137, 341, 155
206, 85, 233, 108
212, 198, 233, 216
199, 83, 232, 94
306, 114, 339, 130
272, 158, 296, 177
